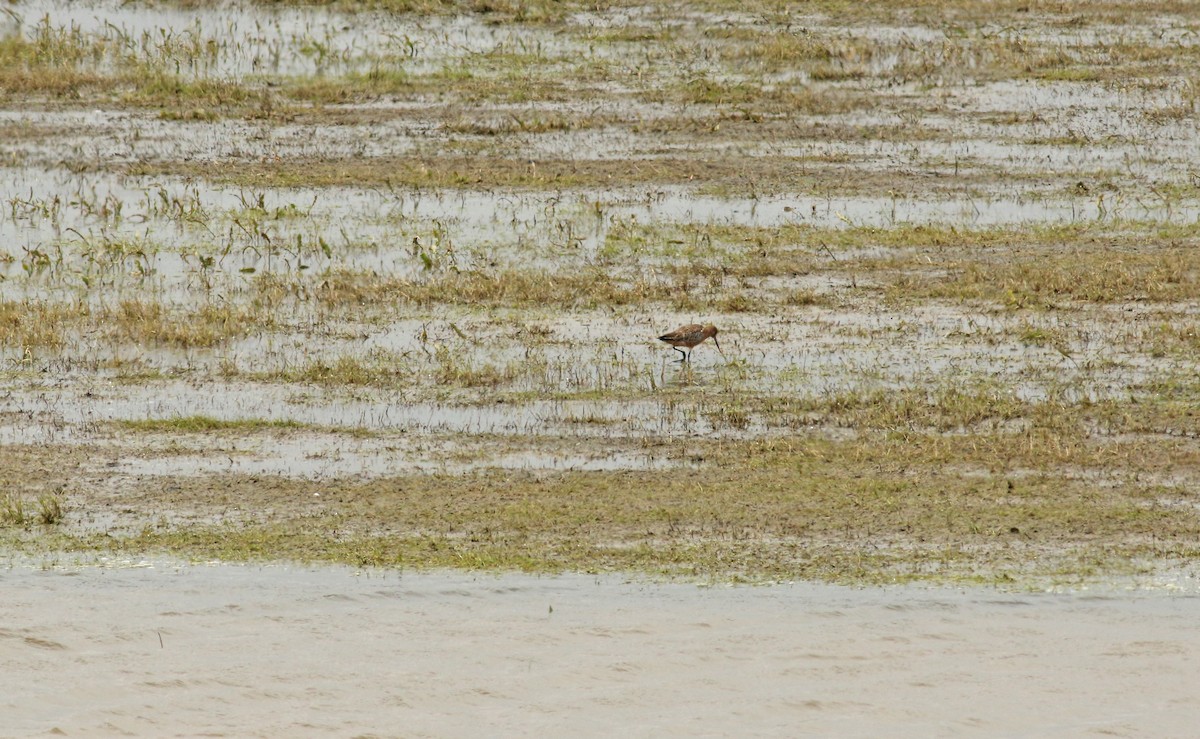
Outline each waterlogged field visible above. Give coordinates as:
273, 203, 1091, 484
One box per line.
4, 0, 1200, 585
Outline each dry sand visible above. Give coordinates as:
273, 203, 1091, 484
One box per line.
3, 563, 1200, 737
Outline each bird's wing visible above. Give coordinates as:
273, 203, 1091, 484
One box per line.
659, 323, 702, 341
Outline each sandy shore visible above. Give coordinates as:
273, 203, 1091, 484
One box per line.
3, 563, 1199, 737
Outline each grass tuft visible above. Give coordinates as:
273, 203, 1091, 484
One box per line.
36, 492, 65, 525
1, 494, 28, 527
117, 416, 306, 433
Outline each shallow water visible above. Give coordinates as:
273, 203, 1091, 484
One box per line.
102, 434, 686, 478
3, 561, 1200, 737
0, 381, 731, 440
8, 163, 1185, 279
12, 0, 571, 78
3, 0, 1199, 598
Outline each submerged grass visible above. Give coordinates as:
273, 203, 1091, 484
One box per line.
897, 245, 1200, 307
0, 300, 84, 350
0, 297, 266, 354
1, 492, 65, 527
121, 152, 1084, 196
0, 20, 251, 110
0, 22, 111, 96
116, 416, 307, 433
6, 1, 1200, 586
4, 432, 1199, 584
5, 0, 1200, 144
106, 300, 262, 349
126, 154, 824, 191
314, 267, 669, 309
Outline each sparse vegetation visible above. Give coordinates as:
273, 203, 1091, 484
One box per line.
36, 491, 65, 525
3, 0, 1200, 585
0, 490, 63, 527
116, 416, 306, 433
3, 433, 1199, 583
1, 494, 29, 527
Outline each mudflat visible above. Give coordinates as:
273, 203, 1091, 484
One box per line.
3, 562, 1200, 737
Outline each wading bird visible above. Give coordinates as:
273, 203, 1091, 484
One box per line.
658, 323, 722, 363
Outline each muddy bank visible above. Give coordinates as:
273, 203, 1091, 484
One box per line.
3, 562, 1199, 737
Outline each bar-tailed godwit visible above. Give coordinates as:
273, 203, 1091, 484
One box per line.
658, 323, 722, 362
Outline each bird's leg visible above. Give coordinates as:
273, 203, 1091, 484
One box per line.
673, 347, 687, 363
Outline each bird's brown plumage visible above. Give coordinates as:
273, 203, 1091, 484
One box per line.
658, 323, 721, 361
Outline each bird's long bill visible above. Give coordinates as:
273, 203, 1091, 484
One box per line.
713, 336, 725, 356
